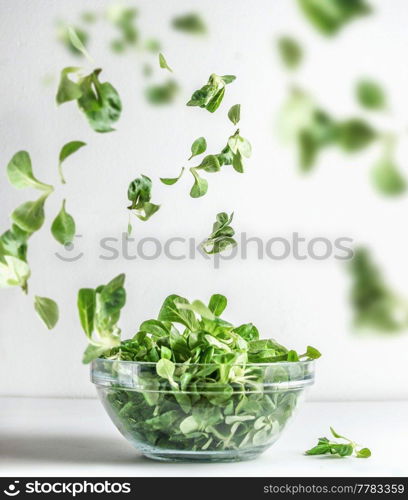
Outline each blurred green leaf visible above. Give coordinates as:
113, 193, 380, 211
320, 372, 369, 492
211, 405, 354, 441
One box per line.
142, 63, 153, 78
356, 80, 386, 110
57, 24, 89, 56
67, 26, 93, 62
145, 38, 161, 53
145, 80, 179, 105
277, 36, 303, 69
372, 156, 406, 196
108, 5, 139, 45
297, 0, 372, 36
348, 247, 408, 333
81, 11, 97, 24
335, 118, 376, 152
172, 13, 207, 35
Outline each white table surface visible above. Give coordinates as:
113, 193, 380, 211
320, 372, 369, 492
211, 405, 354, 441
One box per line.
1, 398, 407, 477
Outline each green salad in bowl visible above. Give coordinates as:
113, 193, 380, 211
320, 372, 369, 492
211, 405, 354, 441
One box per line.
79, 274, 320, 462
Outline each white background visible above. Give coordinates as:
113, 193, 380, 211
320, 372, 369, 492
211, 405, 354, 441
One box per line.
1, 0, 408, 400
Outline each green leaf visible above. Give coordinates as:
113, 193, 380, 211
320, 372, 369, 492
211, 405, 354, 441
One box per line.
34, 296, 59, 330
82, 344, 110, 364
51, 199, 76, 245
160, 167, 185, 185
330, 443, 354, 456
0, 224, 29, 263
172, 13, 207, 35
11, 193, 49, 233
56, 67, 82, 105
297, 0, 371, 36
190, 168, 208, 198
305, 443, 331, 455
127, 175, 160, 220
187, 73, 235, 112
356, 80, 386, 110
356, 447, 371, 458
156, 358, 175, 380
371, 156, 406, 196
57, 24, 89, 57
145, 80, 179, 105
228, 104, 241, 125
228, 133, 252, 158
180, 415, 199, 434
77, 288, 96, 337
78, 274, 125, 363
231, 151, 243, 173
100, 273, 126, 316
330, 427, 345, 439
198, 155, 221, 173
233, 323, 259, 342
7, 151, 53, 192
206, 87, 225, 113
107, 5, 139, 46
145, 38, 161, 52
139, 319, 169, 338
348, 247, 408, 333
77, 69, 122, 133
177, 300, 215, 320
0, 255, 30, 290
201, 212, 237, 254
307, 427, 370, 459
189, 137, 207, 160
208, 294, 227, 316
67, 26, 93, 62
287, 350, 300, 362
58, 141, 86, 184
158, 294, 198, 330
335, 119, 376, 152
298, 130, 319, 172
303, 345, 322, 360
277, 37, 303, 69
159, 52, 173, 72
221, 75, 236, 84
81, 12, 97, 24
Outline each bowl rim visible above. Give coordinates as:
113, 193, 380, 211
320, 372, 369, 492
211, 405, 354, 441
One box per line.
92, 358, 316, 368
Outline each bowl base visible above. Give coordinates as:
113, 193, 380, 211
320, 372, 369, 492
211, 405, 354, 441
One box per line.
142, 447, 264, 463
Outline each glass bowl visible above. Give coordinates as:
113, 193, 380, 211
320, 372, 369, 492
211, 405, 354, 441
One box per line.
91, 359, 315, 462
